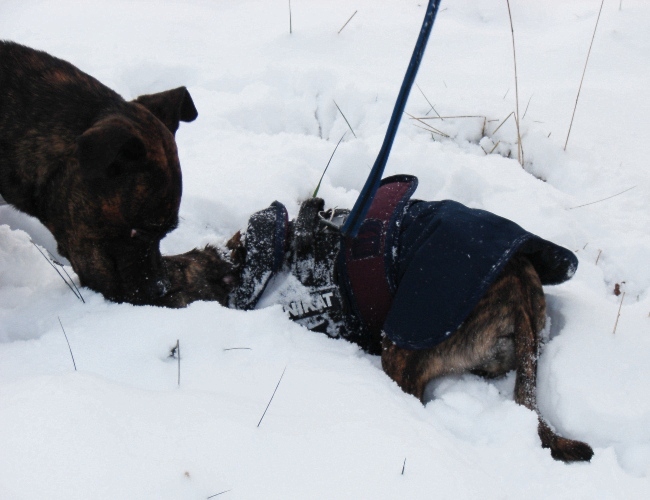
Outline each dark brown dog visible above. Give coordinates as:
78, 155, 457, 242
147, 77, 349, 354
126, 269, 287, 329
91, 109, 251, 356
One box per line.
0, 40, 217, 305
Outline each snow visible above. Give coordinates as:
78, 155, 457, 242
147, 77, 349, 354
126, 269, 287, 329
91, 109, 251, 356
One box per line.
1, 0, 649, 497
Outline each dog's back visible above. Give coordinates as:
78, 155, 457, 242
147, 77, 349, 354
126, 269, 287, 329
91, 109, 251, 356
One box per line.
0, 41, 125, 215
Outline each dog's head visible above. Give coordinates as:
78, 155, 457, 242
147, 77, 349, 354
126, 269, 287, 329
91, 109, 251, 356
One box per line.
53, 87, 197, 305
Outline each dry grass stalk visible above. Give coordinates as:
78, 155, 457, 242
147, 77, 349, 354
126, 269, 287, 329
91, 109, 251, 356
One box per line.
523, 94, 533, 119
333, 100, 357, 138
58, 316, 77, 371
406, 112, 450, 137
505, 0, 523, 166
612, 292, 625, 334
564, 0, 605, 151
412, 115, 486, 120
595, 249, 602, 265
257, 366, 287, 427
177, 340, 181, 385
48, 250, 85, 302
416, 84, 443, 119
413, 123, 449, 138
207, 490, 231, 499
567, 185, 637, 210
338, 10, 358, 34
171, 340, 181, 385
489, 140, 501, 154
32, 242, 84, 302
492, 111, 514, 135
288, 0, 292, 34
314, 132, 346, 197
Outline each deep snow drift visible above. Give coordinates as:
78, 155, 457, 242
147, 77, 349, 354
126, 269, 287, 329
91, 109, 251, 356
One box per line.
1, 1, 649, 498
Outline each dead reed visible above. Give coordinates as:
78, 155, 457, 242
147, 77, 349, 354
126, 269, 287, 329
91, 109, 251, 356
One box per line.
333, 100, 357, 138
564, 0, 605, 151
57, 316, 77, 371
313, 132, 346, 197
492, 111, 514, 135
612, 292, 625, 334
288, 0, 293, 34
567, 186, 637, 210
207, 490, 231, 499
416, 84, 443, 119
32, 242, 84, 302
505, 0, 523, 166
338, 10, 358, 34
169, 340, 181, 386
257, 366, 287, 427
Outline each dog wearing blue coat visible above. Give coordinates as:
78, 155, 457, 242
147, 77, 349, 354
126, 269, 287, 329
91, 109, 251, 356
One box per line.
165, 175, 594, 462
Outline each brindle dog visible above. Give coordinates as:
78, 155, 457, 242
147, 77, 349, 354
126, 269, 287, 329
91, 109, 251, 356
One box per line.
170, 220, 594, 462
0, 41, 237, 305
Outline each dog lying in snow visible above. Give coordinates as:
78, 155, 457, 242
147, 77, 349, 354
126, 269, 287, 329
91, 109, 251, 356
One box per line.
170, 175, 593, 463
0, 41, 592, 462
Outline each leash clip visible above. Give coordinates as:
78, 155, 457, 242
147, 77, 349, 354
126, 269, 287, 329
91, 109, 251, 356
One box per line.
318, 208, 349, 231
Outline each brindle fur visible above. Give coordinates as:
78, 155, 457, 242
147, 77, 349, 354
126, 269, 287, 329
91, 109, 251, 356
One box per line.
0, 41, 203, 305
161, 246, 239, 308
381, 255, 593, 462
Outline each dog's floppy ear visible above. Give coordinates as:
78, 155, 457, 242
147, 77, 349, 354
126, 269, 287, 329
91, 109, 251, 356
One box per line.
133, 86, 198, 135
77, 117, 146, 177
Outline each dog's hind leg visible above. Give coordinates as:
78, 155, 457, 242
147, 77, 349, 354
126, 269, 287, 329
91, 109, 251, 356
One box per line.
381, 256, 530, 401
511, 260, 594, 462
382, 255, 594, 461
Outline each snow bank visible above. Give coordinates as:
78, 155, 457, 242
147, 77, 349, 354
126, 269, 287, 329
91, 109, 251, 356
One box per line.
1, 0, 649, 498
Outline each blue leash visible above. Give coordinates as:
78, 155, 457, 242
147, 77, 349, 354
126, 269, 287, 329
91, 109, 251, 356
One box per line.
340, 0, 442, 238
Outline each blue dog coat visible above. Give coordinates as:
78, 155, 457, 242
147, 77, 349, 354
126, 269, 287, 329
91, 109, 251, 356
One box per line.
381, 197, 577, 349
231, 175, 578, 353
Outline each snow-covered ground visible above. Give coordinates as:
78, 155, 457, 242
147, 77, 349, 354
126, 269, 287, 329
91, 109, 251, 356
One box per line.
1, 0, 649, 498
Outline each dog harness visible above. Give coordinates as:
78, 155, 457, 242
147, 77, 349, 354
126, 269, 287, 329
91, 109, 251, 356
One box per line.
230, 175, 578, 353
